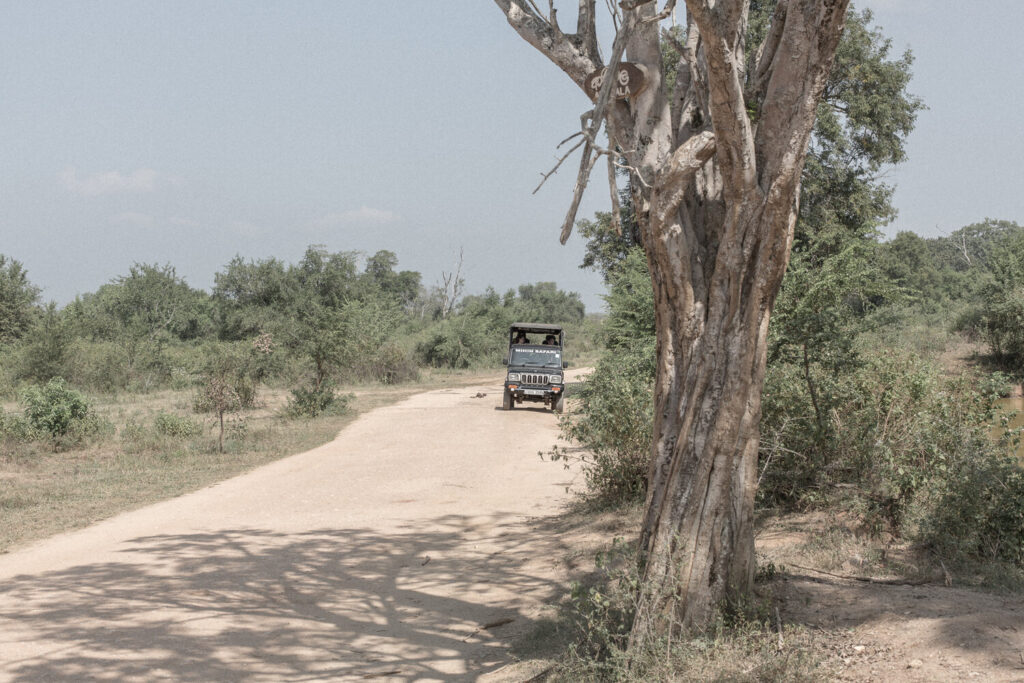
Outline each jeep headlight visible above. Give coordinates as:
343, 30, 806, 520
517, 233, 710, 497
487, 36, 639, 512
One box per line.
507, 373, 520, 382
549, 375, 562, 384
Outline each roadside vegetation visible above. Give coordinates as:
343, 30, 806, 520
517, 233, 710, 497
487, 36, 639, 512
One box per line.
0, 244, 597, 551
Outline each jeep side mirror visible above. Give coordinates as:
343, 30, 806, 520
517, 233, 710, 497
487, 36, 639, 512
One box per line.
502, 359, 508, 366
563, 361, 569, 369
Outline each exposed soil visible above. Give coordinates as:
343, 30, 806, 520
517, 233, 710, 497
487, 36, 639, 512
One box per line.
1, 372, 1021, 681
759, 514, 1024, 682
0, 372, 591, 681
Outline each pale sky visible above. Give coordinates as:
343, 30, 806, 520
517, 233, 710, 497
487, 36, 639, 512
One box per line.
2, 2, 1022, 311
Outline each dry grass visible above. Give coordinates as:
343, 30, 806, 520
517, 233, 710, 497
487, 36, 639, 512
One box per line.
0, 369, 496, 554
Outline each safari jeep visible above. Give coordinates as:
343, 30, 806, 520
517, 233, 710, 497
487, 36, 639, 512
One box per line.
502, 322, 568, 413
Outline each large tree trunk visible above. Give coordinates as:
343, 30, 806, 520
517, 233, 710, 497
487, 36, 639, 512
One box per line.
496, 0, 850, 639
633, 186, 794, 638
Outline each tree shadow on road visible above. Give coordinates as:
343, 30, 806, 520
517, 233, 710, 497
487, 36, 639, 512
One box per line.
0, 513, 579, 681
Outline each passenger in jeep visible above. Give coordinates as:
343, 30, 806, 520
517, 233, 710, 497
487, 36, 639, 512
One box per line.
514, 332, 529, 344
542, 334, 557, 345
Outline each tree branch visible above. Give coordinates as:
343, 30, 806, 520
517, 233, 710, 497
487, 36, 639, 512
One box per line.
756, 0, 851, 192
577, 0, 601, 63
747, 0, 788, 106
683, 0, 756, 195
559, 141, 603, 244
654, 130, 716, 222
533, 137, 586, 194
495, 0, 599, 86
607, 153, 623, 235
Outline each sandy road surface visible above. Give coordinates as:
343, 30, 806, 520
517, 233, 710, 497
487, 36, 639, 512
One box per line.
0, 372, 588, 682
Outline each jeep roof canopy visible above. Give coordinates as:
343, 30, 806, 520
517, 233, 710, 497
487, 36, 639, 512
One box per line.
509, 322, 563, 336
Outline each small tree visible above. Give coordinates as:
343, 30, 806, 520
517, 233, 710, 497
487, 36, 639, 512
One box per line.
0, 255, 40, 344
195, 371, 237, 453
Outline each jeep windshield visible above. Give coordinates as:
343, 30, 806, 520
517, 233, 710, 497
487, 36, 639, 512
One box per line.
509, 347, 562, 368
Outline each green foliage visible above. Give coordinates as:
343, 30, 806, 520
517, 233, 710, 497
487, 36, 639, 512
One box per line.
416, 316, 496, 368
13, 303, 70, 383
416, 281, 584, 369
285, 381, 352, 418
512, 281, 585, 324
556, 340, 654, 506
15, 378, 109, 448
760, 348, 1024, 567
923, 452, 1024, 566
194, 338, 273, 413
0, 254, 40, 344
0, 411, 39, 442
363, 250, 421, 308
66, 263, 211, 343
796, 8, 924, 255
153, 411, 202, 439
20, 377, 91, 437
556, 250, 655, 506
602, 249, 654, 350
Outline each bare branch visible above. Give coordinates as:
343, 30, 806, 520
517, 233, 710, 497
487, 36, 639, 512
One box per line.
640, 0, 677, 25
534, 138, 586, 194
549, 11, 634, 243
557, 130, 585, 148
495, 0, 598, 86
577, 0, 601, 62
607, 153, 622, 235
604, 0, 621, 31
559, 142, 603, 244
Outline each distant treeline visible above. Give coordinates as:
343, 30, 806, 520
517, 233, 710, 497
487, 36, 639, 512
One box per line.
0, 246, 590, 395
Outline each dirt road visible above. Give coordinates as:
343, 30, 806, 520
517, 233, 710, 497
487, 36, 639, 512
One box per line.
0, 373, 587, 682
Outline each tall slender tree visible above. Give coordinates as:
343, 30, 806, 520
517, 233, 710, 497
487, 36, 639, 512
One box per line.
496, 0, 850, 639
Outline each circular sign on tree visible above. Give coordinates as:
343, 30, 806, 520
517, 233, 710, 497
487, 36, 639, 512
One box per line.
583, 63, 648, 101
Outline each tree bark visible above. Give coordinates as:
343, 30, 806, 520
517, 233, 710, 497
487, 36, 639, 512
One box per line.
496, 0, 850, 640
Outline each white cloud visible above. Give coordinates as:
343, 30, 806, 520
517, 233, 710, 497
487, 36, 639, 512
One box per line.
313, 206, 400, 228
60, 166, 161, 197
110, 211, 156, 228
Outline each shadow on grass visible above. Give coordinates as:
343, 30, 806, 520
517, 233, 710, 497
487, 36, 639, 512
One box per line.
0, 513, 580, 681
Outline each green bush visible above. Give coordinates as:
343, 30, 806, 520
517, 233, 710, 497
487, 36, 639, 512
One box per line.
60, 339, 132, 392
555, 339, 655, 506
153, 411, 203, 438
285, 381, 352, 418
922, 454, 1024, 566
20, 378, 91, 437
759, 348, 1024, 567
16, 377, 110, 448
416, 317, 499, 368
0, 411, 39, 442
369, 341, 419, 384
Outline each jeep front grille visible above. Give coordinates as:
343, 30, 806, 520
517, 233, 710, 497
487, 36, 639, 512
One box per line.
522, 373, 549, 385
